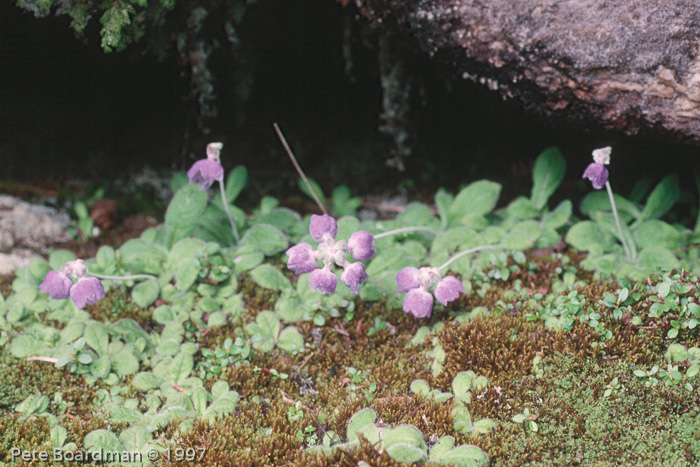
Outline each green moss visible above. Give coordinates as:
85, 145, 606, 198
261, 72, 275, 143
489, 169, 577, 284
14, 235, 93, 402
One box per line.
486, 353, 700, 466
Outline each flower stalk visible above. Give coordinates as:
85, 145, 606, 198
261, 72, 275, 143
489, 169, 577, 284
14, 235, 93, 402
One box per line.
605, 181, 632, 260
219, 179, 240, 243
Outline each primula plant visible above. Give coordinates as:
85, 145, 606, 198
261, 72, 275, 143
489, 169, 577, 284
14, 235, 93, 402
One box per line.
40, 259, 105, 309
7, 135, 700, 466
286, 214, 375, 295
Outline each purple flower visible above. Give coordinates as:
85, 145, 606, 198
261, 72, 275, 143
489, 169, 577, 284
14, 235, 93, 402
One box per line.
348, 231, 375, 261
582, 163, 609, 190
395, 267, 420, 293
40, 259, 105, 309
309, 266, 337, 295
285, 242, 318, 274
285, 215, 376, 295
70, 277, 105, 309
341, 262, 369, 294
187, 159, 224, 190
395, 266, 464, 318
309, 214, 338, 242
403, 287, 434, 318
39, 270, 73, 300
434, 276, 466, 306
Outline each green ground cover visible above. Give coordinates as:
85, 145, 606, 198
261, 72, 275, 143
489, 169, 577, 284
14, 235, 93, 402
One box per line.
2, 146, 700, 466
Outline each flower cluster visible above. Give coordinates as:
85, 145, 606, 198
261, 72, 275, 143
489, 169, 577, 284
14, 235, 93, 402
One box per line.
582, 146, 611, 190
395, 266, 465, 318
40, 259, 105, 309
187, 142, 225, 190
286, 214, 375, 295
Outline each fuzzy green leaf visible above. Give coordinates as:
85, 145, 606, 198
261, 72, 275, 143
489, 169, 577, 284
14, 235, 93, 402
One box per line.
448, 180, 501, 227
250, 264, 291, 291
131, 279, 159, 308
640, 175, 680, 222
530, 147, 565, 210
165, 185, 208, 248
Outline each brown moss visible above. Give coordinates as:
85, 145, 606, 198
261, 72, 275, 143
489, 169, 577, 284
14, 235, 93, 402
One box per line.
431, 314, 596, 393
0, 413, 53, 465
0, 273, 13, 299
0, 354, 101, 414
88, 287, 155, 328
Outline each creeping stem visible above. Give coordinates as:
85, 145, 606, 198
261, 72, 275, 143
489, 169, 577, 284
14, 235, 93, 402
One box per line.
605, 181, 632, 260
87, 272, 157, 281
374, 226, 437, 239
219, 179, 241, 243
438, 245, 497, 272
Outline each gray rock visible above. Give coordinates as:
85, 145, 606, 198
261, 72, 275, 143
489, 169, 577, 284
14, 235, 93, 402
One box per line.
0, 195, 71, 273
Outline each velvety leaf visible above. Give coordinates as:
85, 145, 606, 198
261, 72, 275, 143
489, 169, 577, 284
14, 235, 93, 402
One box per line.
346, 408, 376, 443
637, 247, 679, 272
119, 426, 152, 452
119, 239, 167, 275
250, 264, 291, 291
241, 224, 289, 256
501, 221, 542, 249
542, 200, 572, 230
51, 425, 68, 448
580, 191, 641, 222
277, 326, 304, 353
410, 379, 431, 397
634, 220, 684, 250
132, 372, 166, 391
232, 245, 265, 273
225, 165, 248, 203
639, 174, 680, 222
170, 352, 194, 383
566, 221, 607, 252
506, 197, 540, 220
49, 250, 77, 271
165, 184, 208, 248
385, 443, 426, 463
452, 371, 476, 397
435, 189, 453, 229
83, 429, 123, 454
382, 425, 426, 451
111, 350, 140, 376
448, 180, 501, 227
437, 445, 490, 466
429, 436, 455, 460
131, 279, 159, 308
84, 322, 109, 355
530, 147, 565, 210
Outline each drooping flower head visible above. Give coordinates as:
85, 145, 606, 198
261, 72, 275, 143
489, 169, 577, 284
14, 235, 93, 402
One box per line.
187, 142, 225, 190
40, 259, 105, 309
285, 214, 375, 295
39, 270, 73, 300
583, 146, 611, 190
395, 266, 465, 318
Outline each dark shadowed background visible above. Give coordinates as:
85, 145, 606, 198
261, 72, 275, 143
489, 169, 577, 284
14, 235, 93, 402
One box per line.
1, 0, 699, 209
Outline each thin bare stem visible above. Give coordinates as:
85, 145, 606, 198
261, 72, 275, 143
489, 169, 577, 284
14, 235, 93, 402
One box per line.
88, 272, 157, 281
219, 179, 240, 243
26, 356, 58, 363
605, 181, 632, 260
438, 245, 497, 272
273, 123, 328, 215
374, 226, 437, 239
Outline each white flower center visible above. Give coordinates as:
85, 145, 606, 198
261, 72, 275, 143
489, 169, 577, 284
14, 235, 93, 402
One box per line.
418, 267, 441, 288
592, 146, 611, 165
317, 239, 348, 268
